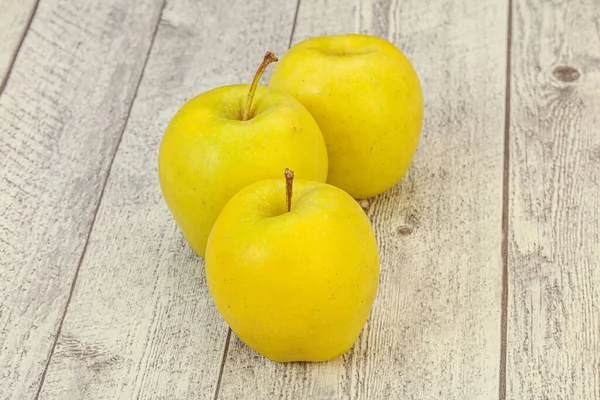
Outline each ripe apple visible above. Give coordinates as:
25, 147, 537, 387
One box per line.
270, 34, 423, 199
158, 53, 328, 257
205, 169, 380, 362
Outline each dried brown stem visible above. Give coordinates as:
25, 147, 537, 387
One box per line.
284, 168, 294, 213
243, 51, 278, 121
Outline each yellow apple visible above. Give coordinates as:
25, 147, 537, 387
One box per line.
205, 169, 380, 362
270, 34, 423, 199
158, 53, 328, 257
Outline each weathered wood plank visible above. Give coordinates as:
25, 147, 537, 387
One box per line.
216, 0, 507, 398
0, 0, 163, 397
0, 0, 38, 92
507, 0, 600, 398
36, 1, 299, 399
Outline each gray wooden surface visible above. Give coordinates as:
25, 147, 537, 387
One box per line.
0, 0, 163, 397
0, 0, 598, 399
507, 0, 600, 399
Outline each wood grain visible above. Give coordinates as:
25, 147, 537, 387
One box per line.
0, 0, 163, 397
0, 0, 38, 92
216, 0, 507, 398
507, 0, 600, 398
36, 1, 300, 399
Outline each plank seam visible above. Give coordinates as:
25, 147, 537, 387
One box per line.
288, 0, 301, 49
0, 0, 40, 96
499, 0, 513, 398
212, 329, 232, 400
32, 2, 167, 397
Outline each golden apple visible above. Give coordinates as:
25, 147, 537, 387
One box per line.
158, 53, 328, 257
270, 34, 423, 199
206, 170, 380, 362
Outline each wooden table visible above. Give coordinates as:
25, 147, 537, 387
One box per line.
1, 0, 598, 398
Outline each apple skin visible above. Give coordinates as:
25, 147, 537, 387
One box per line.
205, 177, 380, 362
270, 34, 423, 199
158, 84, 328, 258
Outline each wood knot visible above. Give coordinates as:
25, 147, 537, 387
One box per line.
358, 198, 374, 213
396, 225, 414, 236
552, 66, 580, 83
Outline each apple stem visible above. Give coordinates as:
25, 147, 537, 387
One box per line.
242, 51, 278, 121
285, 168, 294, 213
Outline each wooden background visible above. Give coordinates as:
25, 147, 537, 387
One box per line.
1, 0, 598, 398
